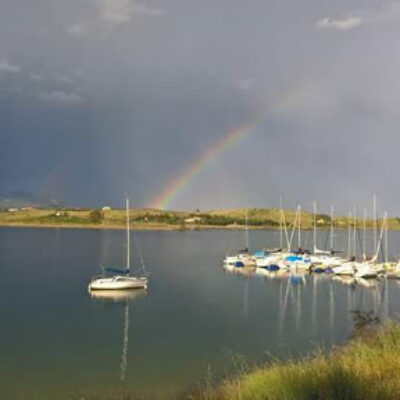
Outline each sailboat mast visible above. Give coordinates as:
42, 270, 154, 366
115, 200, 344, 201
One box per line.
298, 204, 301, 249
313, 201, 317, 252
385, 213, 389, 264
363, 207, 367, 260
126, 198, 130, 271
347, 211, 352, 258
353, 208, 357, 259
373, 194, 377, 253
330, 205, 334, 251
245, 208, 249, 250
279, 197, 283, 249
373, 211, 387, 262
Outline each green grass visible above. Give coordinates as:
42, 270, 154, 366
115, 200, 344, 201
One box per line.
191, 323, 400, 400
1, 207, 400, 230
69, 323, 400, 399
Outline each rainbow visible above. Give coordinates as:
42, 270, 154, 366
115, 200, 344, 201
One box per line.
149, 119, 260, 209
149, 87, 305, 209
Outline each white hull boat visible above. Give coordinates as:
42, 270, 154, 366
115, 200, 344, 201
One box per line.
223, 253, 255, 266
283, 255, 312, 271
310, 254, 344, 268
89, 276, 148, 290
88, 198, 149, 292
223, 209, 255, 267
354, 264, 378, 279
332, 263, 355, 276
255, 251, 291, 269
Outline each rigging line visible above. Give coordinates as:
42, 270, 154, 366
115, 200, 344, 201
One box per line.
99, 230, 111, 274
357, 229, 363, 259
303, 230, 310, 250
133, 232, 148, 275
323, 229, 329, 251
281, 210, 290, 251
380, 235, 385, 263
288, 207, 299, 249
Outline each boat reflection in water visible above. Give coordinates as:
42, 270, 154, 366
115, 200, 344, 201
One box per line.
223, 263, 256, 276
89, 289, 147, 302
223, 264, 391, 343
88, 288, 147, 382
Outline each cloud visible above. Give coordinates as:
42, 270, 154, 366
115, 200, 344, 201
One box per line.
316, 16, 363, 30
316, 2, 400, 31
130, 4, 165, 16
97, 0, 165, 25
37, 91, 83, 105
30, 73, 74, 85
231, 78, 256, 91
373, 1, 400, 23
66, 24, 87, 36
30, 74, 45, 82
53, 74, 74, 85
0, 59, 22, 73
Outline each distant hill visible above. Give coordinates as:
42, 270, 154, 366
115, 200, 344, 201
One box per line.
0, 191, 66, 209
0, 205, 399, 230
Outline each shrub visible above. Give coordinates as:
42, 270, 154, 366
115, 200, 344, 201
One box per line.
89, 209, 104, 223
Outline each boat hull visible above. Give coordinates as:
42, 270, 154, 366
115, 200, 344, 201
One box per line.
88, 276, 148, 290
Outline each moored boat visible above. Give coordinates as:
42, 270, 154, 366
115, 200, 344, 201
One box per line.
88, 198, 148, 291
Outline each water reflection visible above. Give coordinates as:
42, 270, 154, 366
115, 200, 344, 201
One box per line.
88, 289, 147, 382
224, 265, 394, 343
4, 228, 400, 399
88, 289, 147, 302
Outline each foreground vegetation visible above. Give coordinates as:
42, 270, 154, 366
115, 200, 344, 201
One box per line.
1, 207, 400, 230
70, 322, 400, 400
191, 322, 400, 400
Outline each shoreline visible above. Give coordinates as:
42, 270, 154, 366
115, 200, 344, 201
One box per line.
1, 222, 400, 231
190, 323, 400, 400
0, 222, 276, 231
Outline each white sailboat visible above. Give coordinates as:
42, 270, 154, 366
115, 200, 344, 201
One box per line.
255, 202, 293, 270
223, 208, 255, 268
88, 198, 148, 291
354, 212, 387, 279
310, 203, 344, 271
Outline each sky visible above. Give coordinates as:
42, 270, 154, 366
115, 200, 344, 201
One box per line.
1, 0, 400, 215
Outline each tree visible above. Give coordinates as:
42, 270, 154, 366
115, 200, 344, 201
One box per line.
89, 209, 104, 223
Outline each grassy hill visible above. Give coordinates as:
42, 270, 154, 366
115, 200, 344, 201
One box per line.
0, 206, 399, 230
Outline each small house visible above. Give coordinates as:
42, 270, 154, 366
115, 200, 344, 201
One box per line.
184, 217, 202, 223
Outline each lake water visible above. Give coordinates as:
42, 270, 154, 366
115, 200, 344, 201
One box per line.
1, 227, 400, 399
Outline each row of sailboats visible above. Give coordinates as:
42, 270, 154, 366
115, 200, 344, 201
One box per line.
223, 200, 399, 279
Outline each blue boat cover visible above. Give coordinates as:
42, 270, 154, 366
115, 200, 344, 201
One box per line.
105, 267, 129, 275
252, 250, 265, 257
235, 261, 244, 268
285, 255, 303, 262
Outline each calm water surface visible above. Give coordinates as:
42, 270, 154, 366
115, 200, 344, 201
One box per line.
1, 227, 400, 399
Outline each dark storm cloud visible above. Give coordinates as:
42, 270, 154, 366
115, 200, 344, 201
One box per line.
1, 0, 400, 215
